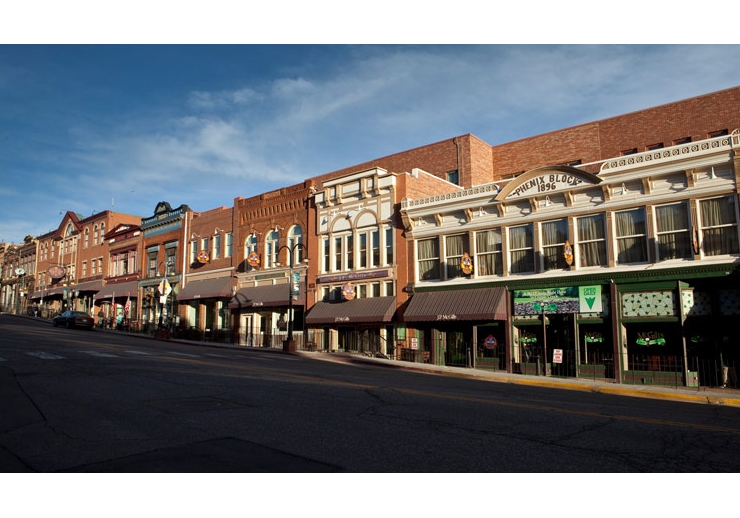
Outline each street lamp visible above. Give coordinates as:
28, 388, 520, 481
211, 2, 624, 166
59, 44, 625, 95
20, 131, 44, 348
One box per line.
275, 242, 308, 352
157, 259, 174, 327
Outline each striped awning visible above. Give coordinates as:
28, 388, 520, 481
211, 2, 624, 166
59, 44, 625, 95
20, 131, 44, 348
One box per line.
228, 283, 305, 309
95, 280, 140, 300
305, 296, 397, 325
177, 277, 233, 301
402, 287, 508, 322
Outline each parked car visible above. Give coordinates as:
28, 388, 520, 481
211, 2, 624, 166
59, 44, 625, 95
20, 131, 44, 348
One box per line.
52, 310, 95, 330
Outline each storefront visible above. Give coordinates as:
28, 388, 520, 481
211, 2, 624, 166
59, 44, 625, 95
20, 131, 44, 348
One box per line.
95, 279, 140, 330
402, 287, 508, 368
305, 295, 397, 354
177, 276, 233, 341
229, 283, 305, 347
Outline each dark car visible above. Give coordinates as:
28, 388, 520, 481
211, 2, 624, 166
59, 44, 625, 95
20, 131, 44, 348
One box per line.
52, 310, 95, 330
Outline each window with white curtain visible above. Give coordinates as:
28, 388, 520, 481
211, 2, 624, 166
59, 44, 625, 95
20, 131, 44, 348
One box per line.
445, 234, 469, 279
616, 208, 647, 264
418, 237, 440, 281
577, 214, 607, 267
655, 202, 692, 260
541, 219, 568, 271
700, 196, 739, 256
475, 229, 502, 277
509, 224, 534, 274
265, 230, 278, 268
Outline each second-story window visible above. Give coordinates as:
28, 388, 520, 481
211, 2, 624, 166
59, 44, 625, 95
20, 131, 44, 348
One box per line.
577, 214, 607, 267
287, 226, 303, 265
225, 232, 233, 258
616, 208, 648, 264
385, 227, 393, 266
475, 229, 502, 276
84, 228, 89, 248
265, 230, 279, 268
418, 237, 440, 281
700, 196, 739, 256
165, 247, 177, 275
213, 234, 221, 260
445, 234, 469, 279
148, 251, 158, 278
655, 202, 692, 260
509, 224, 534, 274
542, 219, 568, 271
322, 237, 330, 273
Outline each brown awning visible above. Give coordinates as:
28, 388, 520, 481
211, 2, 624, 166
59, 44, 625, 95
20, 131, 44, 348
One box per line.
177, 277, 233, 301
402, 287, 508, 322
72, 279, 103, 293
305, 296, 397, 325
228, 283, 305, 309
95, 280, 140, 300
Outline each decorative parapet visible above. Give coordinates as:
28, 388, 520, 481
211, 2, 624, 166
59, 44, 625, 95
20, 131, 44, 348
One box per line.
401, 183, 501, 210
600, 134, 736, 174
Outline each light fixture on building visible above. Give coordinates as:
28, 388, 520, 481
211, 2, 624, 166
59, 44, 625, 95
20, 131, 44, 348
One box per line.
213, 227, 224, 235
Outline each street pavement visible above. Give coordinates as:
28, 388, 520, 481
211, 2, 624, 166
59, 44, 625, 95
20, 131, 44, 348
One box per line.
6, 312, 740, 407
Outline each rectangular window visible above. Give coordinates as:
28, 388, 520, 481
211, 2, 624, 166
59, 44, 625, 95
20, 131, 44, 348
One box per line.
541, 219, 568, 271
346, 234, 353, 270
417, 238, 440, 281
148, 251, 158, 278
616, 208, 648, 264
385, 227, 393, 266
475, 229, 502, 276
225, 232, 233, 257
334, 236, 343, 271
577, 214, 607, 267
322, 237, 330, 273
82, 261, 87, 278
371, 230, 379, 267
213, 235, 221, 260
201, 237, 209, 257
655, 203, 692, 260
446, 170, 459, 185
371, 282, 381, 297
321, 286, 330, 302
700, 196, 739, 256
509, 224, 534, 274
359, 233, 368, 268
445, 234, 469, 279
165, 248, 177, 275
708, 129, 728, 138
358, 284, 367, 299
674, 136, 692, 145
621, 148, 637, 156
385, 281, 394, 296
646, 142, 664, 151
190, 241, 197, 264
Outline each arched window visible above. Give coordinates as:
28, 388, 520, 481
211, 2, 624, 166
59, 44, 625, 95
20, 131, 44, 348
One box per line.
93, 225, 99, 245
265, 230, 279, 268
287, 226, 303, 265
84, 228, 90, 248
245, 234, 258, 264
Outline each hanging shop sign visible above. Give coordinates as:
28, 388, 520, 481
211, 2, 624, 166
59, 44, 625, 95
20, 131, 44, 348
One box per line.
197, 250, 210, 264
47, 265, 66, 279
563, 241, 573, 266
460, 253, 473, 275
635, 332, 666, 346
247, 251, 260, 268
553, 349, 563, 363
277, 315, 287, 329
514, 285, 602, 315
484, 335, 497, 349
341, 282, 356, 301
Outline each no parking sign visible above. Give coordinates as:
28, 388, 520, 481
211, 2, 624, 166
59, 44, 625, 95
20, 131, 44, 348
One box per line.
484, 335, 497, 349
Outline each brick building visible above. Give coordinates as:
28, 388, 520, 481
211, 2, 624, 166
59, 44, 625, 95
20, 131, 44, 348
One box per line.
177, 205, 235, 339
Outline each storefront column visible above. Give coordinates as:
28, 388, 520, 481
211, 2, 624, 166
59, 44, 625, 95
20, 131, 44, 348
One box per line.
610, 282, 622, 384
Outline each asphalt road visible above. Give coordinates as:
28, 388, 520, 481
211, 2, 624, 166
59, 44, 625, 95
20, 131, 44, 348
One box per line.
3, 314, 740, 472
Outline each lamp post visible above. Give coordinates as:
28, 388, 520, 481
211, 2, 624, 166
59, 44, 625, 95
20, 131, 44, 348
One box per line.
275, 242, 308, 352
157, 259, 174, 328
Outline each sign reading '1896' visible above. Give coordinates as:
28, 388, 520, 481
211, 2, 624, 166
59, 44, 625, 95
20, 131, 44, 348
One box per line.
509, 173, 582, 198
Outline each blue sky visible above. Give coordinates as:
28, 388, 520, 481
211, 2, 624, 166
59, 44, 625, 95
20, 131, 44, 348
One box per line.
1, 43, 740, 245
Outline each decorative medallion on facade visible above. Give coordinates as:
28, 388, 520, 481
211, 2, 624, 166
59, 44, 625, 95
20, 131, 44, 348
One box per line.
47, 265, 66, 279
460, 252, 473, 275
563, 241, 573, 266
341, 282, 356, 301
247, 251, 260, 268
197, 250, 210, 264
